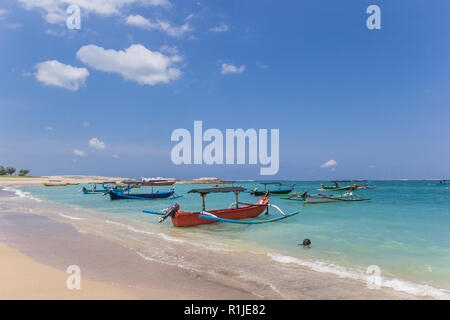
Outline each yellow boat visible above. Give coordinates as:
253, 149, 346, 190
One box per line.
43, 183, 69, 187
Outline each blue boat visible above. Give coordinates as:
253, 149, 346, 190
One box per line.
105, 181, 183, 200
249, 182, 296, 196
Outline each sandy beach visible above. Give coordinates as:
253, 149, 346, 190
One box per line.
0, 176, 233, 187
0, 175, 132, 187
0, 243, 137, 300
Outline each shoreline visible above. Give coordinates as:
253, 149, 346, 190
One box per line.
0, 175, 235, 187
1, 176, 446, 188
0, 184, 430, 300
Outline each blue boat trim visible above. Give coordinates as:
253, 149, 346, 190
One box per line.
108, 187, 184, 200
198, 211, 299, 224
142, 210, 166, 216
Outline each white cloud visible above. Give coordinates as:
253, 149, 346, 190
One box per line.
221, 63, 245, 75
209, 23, 228, 32
320, 159, 338, 168
34, 60, 89, 91
160, 45, 178, 55
125, 14, 192, 37
89, 137, 106, 150
81, 121, 90, 127
0, 8, 8, 19
73, 149, 87, 157
112, 154, 120, 159
17, 0, 171, 24
76, 44, 182, 86
45, 126, 53, 131
369, 165, 376, 169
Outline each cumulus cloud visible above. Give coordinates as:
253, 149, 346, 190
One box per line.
209, 23, 228, 32
125, 14, 192, 37
221, 63, 245, 75
34, 60, 89, 91
89, 137, 106, 150
73, 149, 87, 157
17, 0, 171, 24
76, 44, 182, 86
320, 159, 338, 168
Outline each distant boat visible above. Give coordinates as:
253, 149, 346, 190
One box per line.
282, 190, 371, 204
320, 181, 376, 191
141, 179, 176, 187
80, 182, 117, 194
105, 181, 183, 200
249, 182, 295, 196
43, 183, 69, 187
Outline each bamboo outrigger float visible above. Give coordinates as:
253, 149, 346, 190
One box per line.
143, 186, 299, 227
282, 190, 371, 204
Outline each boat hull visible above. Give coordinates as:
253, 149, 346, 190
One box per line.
251, 189, 293, 196
109, 190, 174, 200
321, 186, 355, 191
171, 199, 269, 227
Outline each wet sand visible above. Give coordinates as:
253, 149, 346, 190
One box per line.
0, 212, 258, 300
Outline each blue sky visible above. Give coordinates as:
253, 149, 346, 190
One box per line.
0, 0, 449, 180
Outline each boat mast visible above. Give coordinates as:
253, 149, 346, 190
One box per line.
233, 190, 240, 208
201, 193, 206, 211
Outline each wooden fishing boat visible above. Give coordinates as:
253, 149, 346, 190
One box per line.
81, 182, 117, 194
249, 182, 295, 196
143, 187, 299, 227
282, 190, 370, 204
320, 180, 376, 191
43, 183, 69, 187
320, 183, 357, 191
105, 181, 183, 200
141, 179, 176, 187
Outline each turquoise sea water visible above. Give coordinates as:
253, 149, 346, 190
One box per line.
17, 181, 450, 298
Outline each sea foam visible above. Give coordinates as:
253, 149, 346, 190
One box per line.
1, 186, 43, 202
267, 253, 450, 300
57, 212, 86, 221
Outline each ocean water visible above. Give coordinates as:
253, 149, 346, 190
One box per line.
11, 181, 450, 299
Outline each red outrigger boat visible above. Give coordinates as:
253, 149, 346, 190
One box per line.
143, 187, 299, 227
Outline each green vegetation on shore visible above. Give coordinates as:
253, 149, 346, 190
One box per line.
0, 166, 31, 177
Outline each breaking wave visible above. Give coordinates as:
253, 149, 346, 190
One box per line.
2, 186, 43, 202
